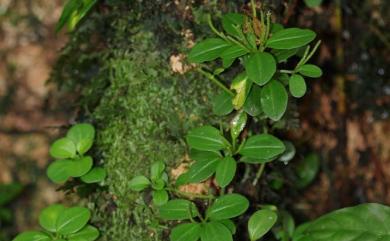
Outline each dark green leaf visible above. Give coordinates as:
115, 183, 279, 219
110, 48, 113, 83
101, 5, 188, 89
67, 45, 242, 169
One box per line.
243, 85, 262, 116
68, 156, 93, 177
207, 194, 249, 220
56, 207, 91, 235
215, 157, 237, 188
261, 80, 288, 121
271, 23, 284, 33
230, 111, 247, 141
266, 28, 316, 49
159, 199, 198, 220
187, 158, 219, 183
186, 126, 228, 151
248, 210, 278, 241
175, 172, 190, 187
221, 45, 248, 68
304, 0, 323, 8
189, 149, 221, 162
240, 134, 285, 160
293, 203, 390, 241
0, 183, 23, 205
129, 175, 150, 191
245, 52, 276, 86
47, 160, 72, 184
153, 189, 169, 206
39, 204, 65, 232
49, 137, 76, 159
240, 156, 270, 164
151, 161, 165, 181
12, 231, 51, 241
68, 225, 99, 241
220, 219, 236, 235
222, 13, 244, 36
273, 48, 299, 62
289, 74, 307, 98
212, 92, 234, 116
66, 123, 95, 155
200, 221, 233, 241
80, 167, 106, 184
297, 64, 322, 78
170, 223, 201, 241
188, 38, 230, 63
295, 153, 319, 188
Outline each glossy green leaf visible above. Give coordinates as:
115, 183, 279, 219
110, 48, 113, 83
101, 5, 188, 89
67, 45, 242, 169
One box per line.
153, 189, 169, 206
47, 160, 72, 184
129, 175, 150, 191
240, 134, 285, 160
186, 126, 228, 151
0, 183, 23, 206
295, 153, 319, 188
189, 149, 221, 162
293, 203, 390, 241
243, 85, 262, 116
66, 123, 95, 155
80, 167, 106, 183
220, 219, 236, 235
56, 0, 97, 32
215, 157, 237, 188
207, 194, 249, 220
188, 38, 230, 63
266, 28, 316, 49
271, 23, 284, 33
273, 48, 299, 62
222, 13, 244, 36
50, 137, 76, 159
289, 74, 307, 98
231, 72, 251, 110
212, 92, 233, 116
200, 221, 233, 241
221, 45, 248, 68
56, 207, 91, 235
230, 111, 247, 141
68, 225, 100, 241
175, 172, 190, 187
248, 210, 278, 241
159, 199, 198, 220
297, 64, 322, 78
261, 80, 288, 121
151, 161, 165, 180
39, 204, 65, 232
240, 156, 270, 164
187, 158, 219, 183
245, 52, 276, 86
151, 178, 165, 190
170, 223, 201, 241
304, 0, 323, 8
12, 231, 51, 241
68, 156, 93, 177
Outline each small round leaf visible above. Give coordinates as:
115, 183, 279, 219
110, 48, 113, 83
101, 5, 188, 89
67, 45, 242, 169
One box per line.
186, 126, 228, 151
245, 52, 276, 86
68, 156, 93, 178
212, 92, 234, 116
170, 223, 201, 241
129, 175, 150, 191
248, 209, 278, 241
12, 231, 51, 241
200, 221, 233, 241
215, 157, 237, 188
39, 204, 65, 232
207, 194, 249, 220
66, 123, 95, 155
47, 160, 72, 184
68, 225, 100, 241
159, 199, 198, 220
260, 80, 288, 121
49, 137, 76, 159
152, 189, 169, 206
289, 74, 307, 98
239, 134, 286, 160
56, 207, 91, 235
80, 167, 106, 184
297, 64, 322, 78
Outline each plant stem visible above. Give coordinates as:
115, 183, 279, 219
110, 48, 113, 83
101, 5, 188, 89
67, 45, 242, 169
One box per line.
196, 68, 234, 96
251, 0, 257, 17
207, 14, 226, 40
279, 69, 294, 74
303, 40, 322, 65
252, 163, 266, 186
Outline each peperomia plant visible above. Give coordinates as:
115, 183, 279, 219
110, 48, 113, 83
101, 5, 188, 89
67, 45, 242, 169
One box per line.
47, 123, 106, 184
12, 204, 99, 241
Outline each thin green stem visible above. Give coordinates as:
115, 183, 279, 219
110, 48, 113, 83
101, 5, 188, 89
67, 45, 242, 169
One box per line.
303, 40, 322, 65
207, 14, 226, 40
252, 163, 266, 186
279, 69, 294, 74
196, 68, 234, 96
251, 0, 257, 17
226, 35, 252, 52
264, 11, 271, 43
295, 45, 310, 70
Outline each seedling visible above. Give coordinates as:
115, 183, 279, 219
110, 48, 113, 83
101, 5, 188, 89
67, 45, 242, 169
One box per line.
47, 123, 106, 184
13, 204, 99, 241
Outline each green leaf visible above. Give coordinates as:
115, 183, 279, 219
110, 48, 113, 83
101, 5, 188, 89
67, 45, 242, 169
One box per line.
66, 123, 95, 155
0, 183, 23, 206
68, 225, 99, 241
187, 158, 220, 183
304, 0, 323, 8
56, 0, 80, 32
151, 178, 165, 190
289, 74, 307, 98
159, 199, 198, 220
188, 38, 230, 63
293, 203, 390, 241
221, 45, 248, 68
12, 231, 51, 241
175, 172, 190, 187
49, 137, 76, 159
230, 111, 247, 141
212, 92, 233, 116
207, 194, 249, 220
240, 156, 270, 164
271, 23, 284, 33
186, 126, 228, 151
219, 219, 236, 235
68, 156, 93, 177
273, 48, 299, 63
278, 141, 296, 164
200, 221, 233, 241
189, 149, 221, 162
39, 204, 65, 232
245, 52, 276, 86
215, 157, 237, 188
231, 72, 251, 110
222, 13, 244, 36
129, 175, 150, 191
297, 64, 322, 78
295, 153, 319, 188
170, 223, 201, 241
80, 167, 106, 183
240, 134, 285, 160
56, 207, 91, 235
46, 160, 72, 184
243, 85, 262, 117
266, 28, 316, 49
152, 189, 169, 206
151, 161, 165, 180
248, 210, 278, 241
261, 80, 288, 121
